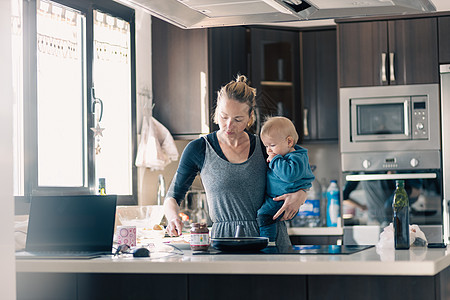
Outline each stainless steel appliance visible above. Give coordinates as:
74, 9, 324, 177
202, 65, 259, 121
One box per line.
440, 65, 450, 244
339, 84, 443, 244
340, 84, 440, 157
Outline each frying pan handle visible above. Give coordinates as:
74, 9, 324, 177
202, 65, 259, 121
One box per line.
235, 225, 245, 238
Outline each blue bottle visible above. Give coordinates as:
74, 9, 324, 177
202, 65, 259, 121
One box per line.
326, 180, 340, 227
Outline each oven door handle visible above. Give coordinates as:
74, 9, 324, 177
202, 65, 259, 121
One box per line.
346, 173, 437, 181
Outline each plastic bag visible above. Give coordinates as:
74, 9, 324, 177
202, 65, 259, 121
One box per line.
376, 223, 428, 249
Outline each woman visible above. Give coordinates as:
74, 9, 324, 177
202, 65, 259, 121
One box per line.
164, 75, 307, 247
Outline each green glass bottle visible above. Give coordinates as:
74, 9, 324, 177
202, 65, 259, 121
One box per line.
392, 180, 409, 249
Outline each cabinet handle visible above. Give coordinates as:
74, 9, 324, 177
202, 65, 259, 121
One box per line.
303, 108, 309, 137
390, 52, 396, 82
381, 52, 387, 83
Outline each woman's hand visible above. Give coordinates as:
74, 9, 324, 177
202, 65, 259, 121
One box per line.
272, 189, 307, 221
164, 197, 183, 236
166, 218, 183, 237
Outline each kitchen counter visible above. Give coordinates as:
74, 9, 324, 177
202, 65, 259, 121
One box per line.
15, 246, 450, 276
16, 246, 450, 300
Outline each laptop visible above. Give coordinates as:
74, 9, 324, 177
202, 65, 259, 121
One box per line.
16, 195, 117, 259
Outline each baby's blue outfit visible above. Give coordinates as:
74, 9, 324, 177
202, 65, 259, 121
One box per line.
257, 145, 315, 242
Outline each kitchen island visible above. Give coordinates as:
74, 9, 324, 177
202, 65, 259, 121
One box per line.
16, 246, 450, 300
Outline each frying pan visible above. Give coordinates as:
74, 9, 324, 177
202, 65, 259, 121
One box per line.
210, 225, 269, 252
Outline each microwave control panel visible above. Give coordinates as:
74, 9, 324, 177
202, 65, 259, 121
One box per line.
411, 96, 428, 140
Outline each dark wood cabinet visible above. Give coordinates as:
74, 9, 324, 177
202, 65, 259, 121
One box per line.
301, 29, 338, 142
338, 18, 439, 87
249, 27, 300, 133
152, 18, 247, 138
17, 266, 450, 300
189, 274, 307, 300
208, 26, 248, 132
152, 17, 209, 139
439, 16, 450, 64
152, 22, 338, 141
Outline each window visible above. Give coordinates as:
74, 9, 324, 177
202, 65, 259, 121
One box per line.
16, 0, 137, 206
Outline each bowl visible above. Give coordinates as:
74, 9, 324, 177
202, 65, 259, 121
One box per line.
116, 205, 165, 240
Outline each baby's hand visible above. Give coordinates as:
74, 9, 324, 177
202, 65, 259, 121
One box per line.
267, 153, 276, 163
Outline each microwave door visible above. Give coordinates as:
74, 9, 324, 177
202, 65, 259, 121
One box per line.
350, 97, 411, 142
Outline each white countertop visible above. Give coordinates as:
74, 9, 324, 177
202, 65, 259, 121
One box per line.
16, 246, 450, 277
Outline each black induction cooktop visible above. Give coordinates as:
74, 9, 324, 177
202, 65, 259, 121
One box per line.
192, 245, 374, 255
260, 244, 374, 255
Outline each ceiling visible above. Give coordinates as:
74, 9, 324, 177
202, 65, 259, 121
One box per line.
267, 0, 450, 28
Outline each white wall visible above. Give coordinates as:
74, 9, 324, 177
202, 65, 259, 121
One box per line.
0, 0, 17, 298
135, 9, 153, 204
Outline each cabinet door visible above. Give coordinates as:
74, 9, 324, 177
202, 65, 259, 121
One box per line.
338, 21, 388, 87
301, 29, 338, 141
250, 28, 300, 133
388, 18, 438, 85
439, 16, 450, 64
152, 17, 208, 138
208, 27, 248, 132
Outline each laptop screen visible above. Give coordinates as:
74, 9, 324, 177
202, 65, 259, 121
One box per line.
26, 195, 117, 252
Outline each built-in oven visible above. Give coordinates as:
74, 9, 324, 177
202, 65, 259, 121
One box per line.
339, 84, 444, 245
342, 152, 442, 224
341, 152, 443, 245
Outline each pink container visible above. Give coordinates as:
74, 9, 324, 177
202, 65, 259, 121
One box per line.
116, 226, 137, 247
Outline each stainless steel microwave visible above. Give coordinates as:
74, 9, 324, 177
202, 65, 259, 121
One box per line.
340, 84, 441, 154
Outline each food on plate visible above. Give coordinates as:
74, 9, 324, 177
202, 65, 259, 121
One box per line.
153, 224, 164, 230
163, 235, 190, 244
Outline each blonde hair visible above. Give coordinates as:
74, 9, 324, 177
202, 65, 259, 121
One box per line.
213, 75, 256, 129
260, 116, 299, 144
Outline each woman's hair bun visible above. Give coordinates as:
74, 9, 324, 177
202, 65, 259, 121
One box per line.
236, 74, 248, 84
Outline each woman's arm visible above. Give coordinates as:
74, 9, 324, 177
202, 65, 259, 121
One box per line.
272, 189, 308, 221
164, 197, 183, 236
163, 138, 205, 236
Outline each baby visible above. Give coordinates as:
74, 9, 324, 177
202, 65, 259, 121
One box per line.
257, 116, 315, 244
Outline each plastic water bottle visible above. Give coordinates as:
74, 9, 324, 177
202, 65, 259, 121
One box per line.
326, 180, 340, 227
320, 178, 328, 226
298, 179, 321, 227
290, 166, 321, 227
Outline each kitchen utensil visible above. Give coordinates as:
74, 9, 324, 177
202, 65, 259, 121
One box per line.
211, 224, 269, 252
187, 190, 211, 225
